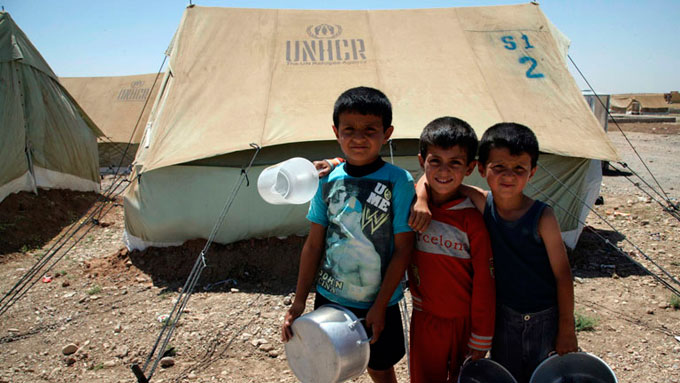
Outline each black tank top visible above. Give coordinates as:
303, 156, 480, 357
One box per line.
483, 192, 557, 313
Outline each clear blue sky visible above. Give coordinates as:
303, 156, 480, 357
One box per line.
5, 0, 679, 94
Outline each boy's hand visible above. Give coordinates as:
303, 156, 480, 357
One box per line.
555, 325, 578, 355
408, 198, 431, 233
281, 301, 305, 342
468, 349, 487, 361
313, 160, 332, 177
365, 304, 386, 344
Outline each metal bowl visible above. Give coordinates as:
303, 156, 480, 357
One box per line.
458, 358, 518, 383
529, 352, 618, 383
285, 304, 370, 383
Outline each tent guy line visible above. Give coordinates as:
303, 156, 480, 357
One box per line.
528, 168, 680, 298
568, 54, 675, 206
133, 144, 261, 383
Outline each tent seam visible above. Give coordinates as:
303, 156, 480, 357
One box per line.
259, 9, 280, 150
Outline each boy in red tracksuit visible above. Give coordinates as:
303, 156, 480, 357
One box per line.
407, 117, 495, 383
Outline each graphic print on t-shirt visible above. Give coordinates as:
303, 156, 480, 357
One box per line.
318, 178, 394, 304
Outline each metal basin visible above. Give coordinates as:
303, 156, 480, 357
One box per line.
285, 304, 370, 383
529, 352, 618, 383
458, 358, 518, 383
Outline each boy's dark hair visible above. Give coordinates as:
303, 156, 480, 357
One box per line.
478, 122, 539, 167
419, 116, 478, 164
333, 86, 392, 131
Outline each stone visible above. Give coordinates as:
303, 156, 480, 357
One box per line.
283, 296, 292, 305
268, 350, 279, 358
63, 356, 76, 366
103, 360, 117, 368
62, 344, 78, 355
114, 345, 129, 358
160, 357, 175, 368
259, 343, 275, 352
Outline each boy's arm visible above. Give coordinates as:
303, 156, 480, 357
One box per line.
281, 222, 326, 342
458, 184, 487, 213
409, 174, 431, 233
539, 207, 578, 355
313, 157, 345, 177
365, 231, 414, 344
467, 214, 496, 359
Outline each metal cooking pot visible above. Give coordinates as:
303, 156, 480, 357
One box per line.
529, 352, 618, 383
285, 304, 371, 383
458, 358, 518, 383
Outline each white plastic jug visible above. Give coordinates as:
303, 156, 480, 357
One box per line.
257, 157, 319, 204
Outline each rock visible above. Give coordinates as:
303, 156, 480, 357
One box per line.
230, 288, 240, 293
646, 309, 655, 315
63, 356, 76, 366
7, 328, 19, 333
574, 277, 585, 284
62, 344, 78, 355
259, 343, 275, 352
114, 324, 122, 333
114, 345, 129, 358
283, 296, 292, 305
160, 357, 175, 368
61, 281, 70, 287
103, 360, 117, 368
268, 350, 279, 358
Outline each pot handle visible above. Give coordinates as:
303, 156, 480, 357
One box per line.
349, 318, 373, 345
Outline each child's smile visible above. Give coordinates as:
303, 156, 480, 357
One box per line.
419, 145, 475, 205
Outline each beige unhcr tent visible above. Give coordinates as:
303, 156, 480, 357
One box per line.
124, 4, 619, 250
60, 74, 162, 168
611, 93, 669, 114
0, 12, 101, 203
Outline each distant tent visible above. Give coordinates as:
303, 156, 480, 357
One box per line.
124, 4, 619, 250
60, 74, 162, 168
610, 93, 670, 114
0, 12, 101, 203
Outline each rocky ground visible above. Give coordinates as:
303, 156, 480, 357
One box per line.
0, 121, 679, 383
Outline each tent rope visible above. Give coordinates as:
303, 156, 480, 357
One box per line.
132, 143, 260, 383
609, 162, 680, 218
385, 139, 411, 378
532, 163, 680, 295
0, 177, 131, 317
567, 54, 674, 206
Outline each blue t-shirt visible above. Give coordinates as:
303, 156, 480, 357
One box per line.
307, 161, 415, 309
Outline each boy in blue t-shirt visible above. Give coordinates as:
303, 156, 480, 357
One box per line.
281, 86, 415, 383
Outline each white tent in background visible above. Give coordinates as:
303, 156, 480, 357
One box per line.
0, 12, 101, 203
60, 74, 162, 168
124, 4, 619, 250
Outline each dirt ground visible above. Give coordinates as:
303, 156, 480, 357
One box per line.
0, 121, 679, 383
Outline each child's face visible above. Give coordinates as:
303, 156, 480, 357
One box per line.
479, 147, 536, 199
333, 112, 393, 166
419, 145, 475, 204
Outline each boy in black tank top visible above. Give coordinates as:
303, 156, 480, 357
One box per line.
411, 123, 578, 383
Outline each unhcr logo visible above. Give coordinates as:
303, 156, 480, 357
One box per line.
117, 80, 151, 102
286, 23, 367, 65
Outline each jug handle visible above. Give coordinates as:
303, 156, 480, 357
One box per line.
349, 318, 373, 345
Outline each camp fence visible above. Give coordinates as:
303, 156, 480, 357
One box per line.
123, 4, 619, 251
0, 12, 101, 204
60, 73, 162, 168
